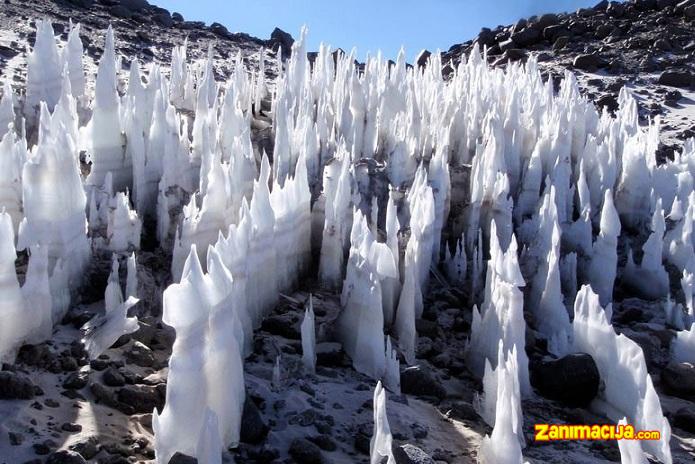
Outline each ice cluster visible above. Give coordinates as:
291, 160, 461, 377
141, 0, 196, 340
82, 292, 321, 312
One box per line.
3, 16, 693, 463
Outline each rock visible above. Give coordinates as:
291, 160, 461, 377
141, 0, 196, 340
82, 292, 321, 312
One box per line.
445, 402, 478, 421
530, 353, 600, 407
510, 28, 541, 47
17, 343, 54, 368
63, 371, 88, 390
289, 438, 323, 464
270, 27, 294, 54
607, 1, 626, 16
119, 0, 150, 10
108, 5, 133, 19
66, 0, 95, 7
316, 342, 345, 367
33, 441, 53, 455
90, 382, 118, 408
400, 366, 446, 400
658, 70, 693, 88
240, 398, 269, 444
686, 5, 695, 17
209, 22, 230, 37
69, 436, 99, 460
308, 434, 337, 452
46, 450, 87, 464
661, 361, 695, 399
152, 11, 173, 27
0, 44, 19, 59
168, 454, 197, 464
117, 385, 163, 414
61, 422, 82, 433
393, 444, 436, 464
573, 53, 604, 71
0, 371, 36, 400
261, 313, 300, 339
171, 12, 184, 22
125, 341, 155, 367
597, 94, 619, 112
536, 13, 560, 29
673, 406, 695, 433
553, 36, 569, 51
415, 50, 431, 67
102, 367, 126, 387
8, 431, 23, 446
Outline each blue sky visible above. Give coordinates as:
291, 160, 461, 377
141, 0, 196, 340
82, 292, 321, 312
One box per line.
154, 0, 606, 60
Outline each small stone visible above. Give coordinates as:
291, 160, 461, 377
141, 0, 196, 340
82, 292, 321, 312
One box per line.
63, 371, 88, 390
673, 406, 695, 433
61, 422, 82, 433
125, 341, 155, 367
116, 385, 163, 414
69, 436, 99, 460
8, 431, 24, 446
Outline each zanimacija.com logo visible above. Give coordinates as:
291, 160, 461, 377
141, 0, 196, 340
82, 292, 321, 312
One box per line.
535, 423, 661, 441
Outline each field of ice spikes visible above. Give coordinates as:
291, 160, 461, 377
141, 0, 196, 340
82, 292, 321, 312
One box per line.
1, 18, 694, 464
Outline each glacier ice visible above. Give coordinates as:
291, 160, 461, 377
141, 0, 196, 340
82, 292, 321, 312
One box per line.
572, 285, 671, 464
370, 381, 395, 464
301, 295, 317, 373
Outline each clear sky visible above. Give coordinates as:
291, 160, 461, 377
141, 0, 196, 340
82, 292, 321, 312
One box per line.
154, 0, 607, 60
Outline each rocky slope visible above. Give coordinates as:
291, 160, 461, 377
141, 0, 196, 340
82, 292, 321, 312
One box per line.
0, 1, 694, 464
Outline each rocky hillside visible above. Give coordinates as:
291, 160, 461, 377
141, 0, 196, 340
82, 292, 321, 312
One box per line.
441, 0, 695, 155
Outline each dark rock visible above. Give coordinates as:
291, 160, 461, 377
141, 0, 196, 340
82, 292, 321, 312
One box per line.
316, 342, 345, 367
61, 422, 82, 432
476, 28, 496, 47
168, 454, 197, 464
125, 341, 155, 367
658, 70, 693, 88
0, 44, 19, 59
553, 36, 569, 51
108, 5, 133, 19
46, 450, 87, 464
117, 384, 163, 414
597, 94, 619, 112
573, 53, 604, 71
240, 397, 269, 444
673, 406, 695, 433
119, 0, 149, 10
152, 11, 173, 27
270, 27, 294, 55
63, 371, 88, 390
415, 50, 431, 68
661, 361, 695, 399
33, 441, 53, 455
209, 22, 230, 37
510, 28, 541, 47
531, 353, 600, 407
102, 367, 126, 387
0, 371, 36, 400
289, 438, 323, 464
308, 434, 337, 452
445, 402, 478, 421
171, 12, 184, 22
393, 444, 436, 464
607, 2, 626, 16
543, 25, 570, 41
69, 436, 99, 460
66, 0, 95, 7
8, 431, 23, 446
90, 382, 118, 407
17, 343, 53, 368
261, 313, 300, 339
536, 13, 560, 29
686, 5, 695, 17
400, 366, 446, 400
